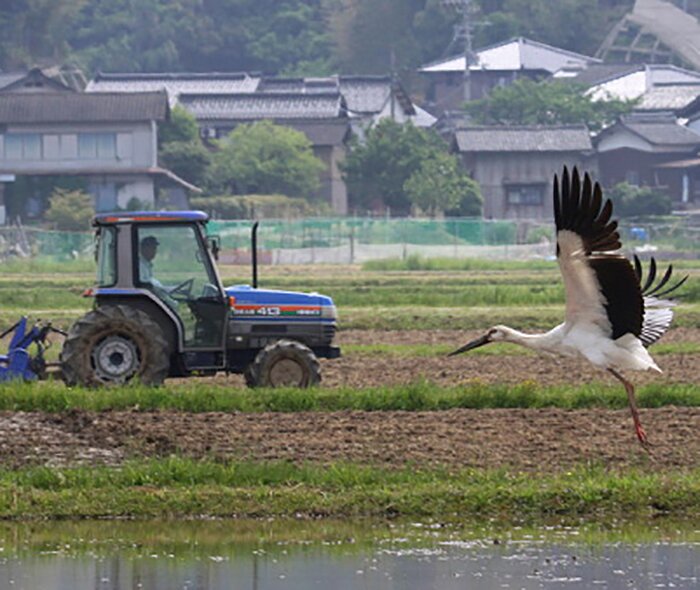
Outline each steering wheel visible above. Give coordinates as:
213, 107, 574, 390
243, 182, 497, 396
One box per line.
167, 278, 194, 300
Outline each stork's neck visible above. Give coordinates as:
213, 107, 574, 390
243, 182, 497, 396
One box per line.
499, 326, 558, 353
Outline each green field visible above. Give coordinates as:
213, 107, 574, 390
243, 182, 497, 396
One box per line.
2, 258, 699, 331
1, 257, 699, 521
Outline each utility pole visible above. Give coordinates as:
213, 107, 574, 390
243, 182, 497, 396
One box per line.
442, 0, 477, 104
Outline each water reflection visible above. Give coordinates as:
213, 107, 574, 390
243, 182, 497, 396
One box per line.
0, 520, 699, 589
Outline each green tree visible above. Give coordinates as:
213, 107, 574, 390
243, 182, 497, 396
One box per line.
158, 105, 212, 187
607, 183, 672, 218
157, 106, 211, 187
159, 106, 200, 145
44, 189, 94, 231
342, 119, 451, 214
464, 78, 636, 132
210, 121, 325, 198
0, 0, 83, 69
159, 141, 212, 188
69, 0, 190, 72
473, 0, 631, 57
153, 0, 333, 75
404, 151, 482, 217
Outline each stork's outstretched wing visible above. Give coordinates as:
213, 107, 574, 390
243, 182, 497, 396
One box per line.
554, 167, 643, 340
633, 255, 688, 347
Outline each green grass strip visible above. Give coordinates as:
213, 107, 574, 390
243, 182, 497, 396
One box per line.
0, 458, 698, 521
1, 380, 699, 413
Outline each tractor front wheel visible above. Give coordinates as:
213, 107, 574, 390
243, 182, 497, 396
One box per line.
61, 305, 170, 387
244, 339, 320, 388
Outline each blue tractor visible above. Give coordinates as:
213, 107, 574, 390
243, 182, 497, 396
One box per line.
58, 211, 340, 387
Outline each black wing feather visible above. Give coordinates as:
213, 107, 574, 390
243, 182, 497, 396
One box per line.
633, 255, 688, 347
555, 167, 637, 339
554, 167, 688, 344
554, 167, 621, 254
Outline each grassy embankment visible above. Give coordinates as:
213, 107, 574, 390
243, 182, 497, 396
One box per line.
2, 457, 700, 521
0, 258, 699, 521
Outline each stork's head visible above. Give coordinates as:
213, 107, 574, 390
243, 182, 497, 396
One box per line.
447, 325, 511, 356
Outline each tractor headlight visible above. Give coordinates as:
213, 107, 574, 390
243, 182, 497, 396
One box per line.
321, 305, 338, 320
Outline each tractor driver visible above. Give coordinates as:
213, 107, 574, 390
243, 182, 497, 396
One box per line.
139, 236, 177, 308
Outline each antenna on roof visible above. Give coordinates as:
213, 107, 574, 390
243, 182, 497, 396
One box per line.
442, 0, 477, 104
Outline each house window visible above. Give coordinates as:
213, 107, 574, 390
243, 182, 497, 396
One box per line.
506, 184, 545, 206
4, 133, 42, 159
78, 133, 117, 159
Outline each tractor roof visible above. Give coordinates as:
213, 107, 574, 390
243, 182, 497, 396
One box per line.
93, 211, 209, 225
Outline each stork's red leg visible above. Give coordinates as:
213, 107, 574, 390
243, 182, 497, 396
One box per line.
608, 369, 650, 450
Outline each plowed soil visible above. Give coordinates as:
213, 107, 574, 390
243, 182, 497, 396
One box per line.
1, 328, 699, 473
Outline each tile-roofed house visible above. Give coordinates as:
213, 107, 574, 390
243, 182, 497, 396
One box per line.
602, 113, 700, 149
179, 91, 351, 214
582, 65, 700, 102
0, 67, 76, 94
595, 113, 700, 205
0, 91, 169, 124
257, 77, 338, 94
0, 88, 196, 224
451, 125, 596, 220
258, 75, 424, 133
419, 37, 599, 113
178, 91, 346, 121
636, 82, 700, 112
597, 0, 700, 70
87, 72, 261, 106
454, 125, 593, 152
552, 64, 641, 86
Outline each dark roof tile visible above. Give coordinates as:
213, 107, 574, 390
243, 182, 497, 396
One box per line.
0, 91, 168, 123
454, 125, 592, 152
179, 92, 346, 120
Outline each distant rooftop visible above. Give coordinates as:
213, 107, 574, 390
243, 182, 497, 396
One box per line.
453, 125, 593, 152
87, 72, 418, 117
258, 75, 415, 116
178, 92, 347, 121
597, 113, 700, 147
420, 37, 599, 74
553, 64, 642, 86
0, 91, 168, 123
87, 72, 261, 105
637, 82, 700, 111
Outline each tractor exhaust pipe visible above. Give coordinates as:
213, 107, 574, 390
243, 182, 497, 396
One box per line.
251, 221, 259, 289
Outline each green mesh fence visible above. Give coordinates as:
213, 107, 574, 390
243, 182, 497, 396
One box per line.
0, 227, 94, 260
207, 218, 518, 250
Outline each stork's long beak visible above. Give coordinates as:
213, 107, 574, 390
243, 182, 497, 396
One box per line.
447, 333, 491, 357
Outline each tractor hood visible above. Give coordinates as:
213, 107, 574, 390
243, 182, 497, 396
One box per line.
225, 285, 337, 320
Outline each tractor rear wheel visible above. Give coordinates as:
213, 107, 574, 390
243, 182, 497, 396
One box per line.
61, 305, 170, 387
244, 339, 320, 388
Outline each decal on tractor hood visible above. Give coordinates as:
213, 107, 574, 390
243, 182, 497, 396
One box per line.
225, 285, 336, 321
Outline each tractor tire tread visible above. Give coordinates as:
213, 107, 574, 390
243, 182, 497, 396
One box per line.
244, 339, 320, 388
61, 305, 170, 387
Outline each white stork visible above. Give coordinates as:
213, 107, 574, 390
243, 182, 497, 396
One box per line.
449, 167, 687, 448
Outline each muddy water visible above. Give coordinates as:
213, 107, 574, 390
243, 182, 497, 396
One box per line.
0, 520, 699, 590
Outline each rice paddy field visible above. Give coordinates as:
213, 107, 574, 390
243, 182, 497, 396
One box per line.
1, 256, 700, 521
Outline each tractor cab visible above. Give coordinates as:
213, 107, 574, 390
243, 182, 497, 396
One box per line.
60, 211, 340, 387
93, 211, 228, 367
